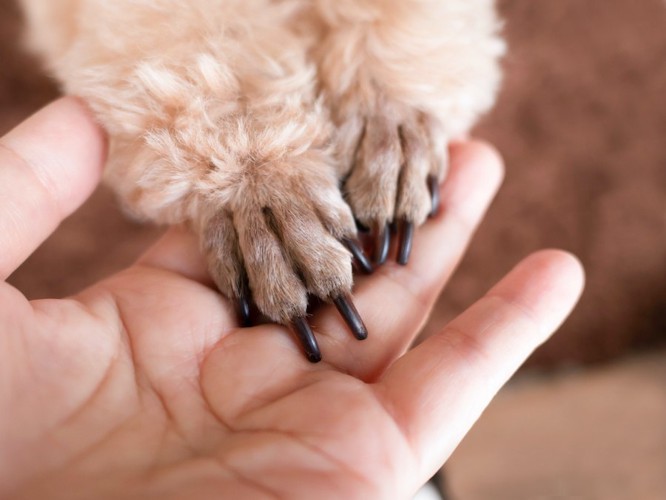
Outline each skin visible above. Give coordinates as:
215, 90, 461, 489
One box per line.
0, 98, 584, 500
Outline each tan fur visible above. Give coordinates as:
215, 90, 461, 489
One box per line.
18, 0, 503, 323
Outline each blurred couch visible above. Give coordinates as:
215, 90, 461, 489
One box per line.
2, 0, 665, 367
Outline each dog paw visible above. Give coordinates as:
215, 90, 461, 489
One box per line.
199, 166, 372, 362
338, 102, 447, 266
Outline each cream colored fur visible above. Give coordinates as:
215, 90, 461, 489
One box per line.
19, 0, 503, 323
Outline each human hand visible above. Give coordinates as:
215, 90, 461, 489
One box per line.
0, 98, 584, 499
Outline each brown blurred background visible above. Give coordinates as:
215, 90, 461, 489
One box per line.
424, 0, 666, 366
2, 0, 665, 498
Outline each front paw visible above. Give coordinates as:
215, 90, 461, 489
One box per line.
338, 103, 446, 266
200, 168, 371, 362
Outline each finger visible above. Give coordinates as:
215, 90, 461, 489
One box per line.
313, 141, 504, 377
136, 225, 212, 285
379, 250, 585, 480
0, 98, 107, 279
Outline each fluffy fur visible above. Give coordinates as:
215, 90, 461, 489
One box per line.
19, 0, 504, 323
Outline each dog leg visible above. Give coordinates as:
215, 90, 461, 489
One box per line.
312, 0, 504, 264
19, 0, 370, 360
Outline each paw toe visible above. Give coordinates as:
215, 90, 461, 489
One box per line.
236, 207, 310, 323
341, 110, 449, 265
267, 204, 354, 299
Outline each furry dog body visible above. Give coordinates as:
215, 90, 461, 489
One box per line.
19, 0, 503, 347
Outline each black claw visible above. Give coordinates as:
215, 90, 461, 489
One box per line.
428, 175, 440, 218
397, 220, 415, 266
237, 274, 252, 327
355, 218, 371, 233
238, 296, 252, 327
374, 223, 390, 265
291, 317, 322, 363
333, 294, 368, 341
343, 238, 374, 274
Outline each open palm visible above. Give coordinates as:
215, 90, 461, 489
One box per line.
0, 99, 583, 500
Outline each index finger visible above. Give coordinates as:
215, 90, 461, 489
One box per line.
378, 250, 585, 481
0, 98, 107, 280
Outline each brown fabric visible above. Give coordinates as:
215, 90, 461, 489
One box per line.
2, 0, 665, 366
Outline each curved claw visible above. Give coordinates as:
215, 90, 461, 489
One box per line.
333, 294, 368, 340
428, 175, 440, 218
237, 273, 252, 327
355, 218, 371, 233
291, 317, 322, 363
397, 219, 415, 266
374, 223, 390, 265
343, 237, 374, 275
238, 296, 252, 328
